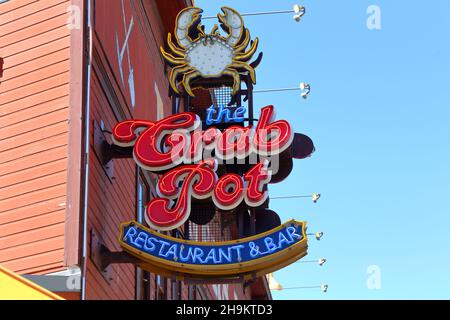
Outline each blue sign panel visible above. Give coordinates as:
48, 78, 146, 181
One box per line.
119, 220, 306, 270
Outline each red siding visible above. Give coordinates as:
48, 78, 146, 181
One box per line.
84, 0, 255, 300
83, 0, 175, 299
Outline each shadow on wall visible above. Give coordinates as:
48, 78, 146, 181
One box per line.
0, 57, 3, 80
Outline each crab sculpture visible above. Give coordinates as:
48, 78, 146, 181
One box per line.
160, 7, 260, 97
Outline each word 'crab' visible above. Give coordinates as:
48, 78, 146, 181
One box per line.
160, 7, 260, 97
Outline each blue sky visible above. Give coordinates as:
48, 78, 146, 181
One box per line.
196, 0, 450, 299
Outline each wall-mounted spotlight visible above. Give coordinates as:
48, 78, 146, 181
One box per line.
300, 82, 311, 99
267, 273, 283, 290
274, 283, 329, 292
293, 5, 306, 22
254, 83, 311, 100
296, 258, 327, 266
271, 193, 321, 201
203, 4, 306, 23
312, 192, 321, 203
307, 231, 324, 240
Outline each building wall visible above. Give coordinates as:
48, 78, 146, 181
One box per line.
85, 0, 252, 300
84, 0, 179, 300
0, 0, 72, 275
0, 0, 267, 300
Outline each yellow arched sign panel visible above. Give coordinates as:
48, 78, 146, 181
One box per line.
118, 220, 308, 280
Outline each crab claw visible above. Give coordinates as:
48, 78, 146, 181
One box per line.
175, 7, 203, 49
218, 6, 244, 47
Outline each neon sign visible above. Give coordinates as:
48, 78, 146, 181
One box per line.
160, 7, 259, 97
145, 159, 270, 231
112, 105, 292, 230
111, 6, 313, 280
119, 220, 307, 279
206, 105, 246, 126
113, 105, 292, 171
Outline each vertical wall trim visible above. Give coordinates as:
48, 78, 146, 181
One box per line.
65, 0, 87, 267
80, 0, 93, 301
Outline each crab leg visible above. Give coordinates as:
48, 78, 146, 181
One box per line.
167, 34, 185, 56
234, 29, 250, 53
211, 24, 219, 36
234, 37, 259, 62
223, 68, 241, 95
182, 70, 201, 96
230, 61, 256, 83
160, 47, 186, 66
169, 64, 193, 94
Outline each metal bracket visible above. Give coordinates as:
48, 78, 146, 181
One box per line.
183, 274, 245, 285
93, 120, 115, 181
93, 120, 133, 181
243, 272, 259, 294
90, 229, 140, 283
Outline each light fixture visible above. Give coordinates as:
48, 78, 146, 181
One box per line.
267, 273, 283, 290
252, 82, 312, 100
293, 5, 306, 22
300, 82, 311, 99
318, 258, 327, 266
312, 192, 321, 203
295, 258, 327, 266
306, 231, 324, 240
203, 5, 306, 22
275, 284, 329, 292
271, 193, 321, 200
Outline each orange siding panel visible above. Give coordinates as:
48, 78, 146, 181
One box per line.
0, 107, 69, 140
0, 225, 64, 251
2, 250, 65, 274
0, 0, 71, 275
0, 0, 40, 14
0, 210, 65, 237
0, 60, 69, 93
16, 262, 66, 275
0, 184, 66, 214
0, 196, 66, 225
0, 145, 67, 176
0, 2, 70, 40
0, 171, 66, 206
0, 0, 68, 27
0, 71, 69, 105
1, 25, 71, 58
0, 95, 68, 127
0, 158, 67, 189
0, 121, 68, 152
2, 36, 70, 70
0, 133, 67, 164
0, 84, 69, 117
1, 48, 70, 82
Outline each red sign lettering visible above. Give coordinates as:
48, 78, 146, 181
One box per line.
112, 105, 292, 230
